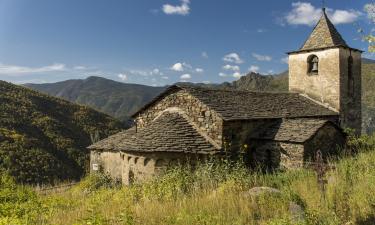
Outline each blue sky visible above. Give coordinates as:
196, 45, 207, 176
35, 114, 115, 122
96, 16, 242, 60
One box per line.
0, 0, 373, 86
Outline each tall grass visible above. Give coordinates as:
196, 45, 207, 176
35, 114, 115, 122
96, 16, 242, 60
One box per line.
1, 135, 375, 225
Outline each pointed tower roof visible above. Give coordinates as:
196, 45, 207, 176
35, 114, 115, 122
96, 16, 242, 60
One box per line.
288, 8, 362, 54
301, 8, 347, 50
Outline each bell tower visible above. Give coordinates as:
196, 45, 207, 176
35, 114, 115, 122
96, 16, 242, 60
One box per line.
288, 8, 363, 135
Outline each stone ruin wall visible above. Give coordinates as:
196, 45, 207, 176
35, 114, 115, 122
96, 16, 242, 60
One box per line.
135, 89, 224, 146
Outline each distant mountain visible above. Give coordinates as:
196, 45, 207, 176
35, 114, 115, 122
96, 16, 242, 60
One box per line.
26, 60, 375, 134
0, 81, 125, 184
229, 71, 288, 92
362, 58, 375, 64
25, 76, 166, 123
177, 71, 288, 92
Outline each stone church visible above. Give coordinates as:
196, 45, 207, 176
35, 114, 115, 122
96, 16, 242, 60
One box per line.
89, 8, 362, 185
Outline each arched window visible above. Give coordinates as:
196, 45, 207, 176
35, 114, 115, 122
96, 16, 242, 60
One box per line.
348, 56, 354, 97
307, 55, 319, 74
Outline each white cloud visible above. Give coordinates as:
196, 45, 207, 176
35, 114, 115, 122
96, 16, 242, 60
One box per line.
248, 65, 260, 73
170, 63, 184, 72
222, 64, 240, 71
162, 0, 190, 16
223, 53, 244, 64
161, 76, 169, 80
180, 73, 191, 80
74, 66, 87, 70
170, 62, 192, 72
195, 68, 204, 73
257, 28, 267, 33
233, 72, 242, 78
130, 70, 150, 76
201, 51, 209, 58
202, 80, 211, 84
252, 53, 272, 61
219, 72, 227, 77
281, 57, 289, 64
267, 70, 274, 75
285, 2, 361, 26
0, 63, 66, 75
331, 10, 362, 24
118, 73, 128, 81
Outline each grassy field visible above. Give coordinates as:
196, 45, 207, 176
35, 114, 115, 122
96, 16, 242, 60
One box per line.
1, 135, 375, 225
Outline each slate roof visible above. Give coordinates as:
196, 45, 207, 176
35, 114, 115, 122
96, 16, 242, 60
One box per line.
133, 85, 338, 120
288, 9, 361, 54
88, 112, 220, 153
249, 118, 338, 143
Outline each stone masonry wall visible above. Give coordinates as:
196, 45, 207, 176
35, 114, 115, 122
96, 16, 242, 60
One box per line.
135, 89, 223, 146
339, 49, 362, 134
90, 151, 123, 182
222, 119, 274, 152
91, 150, 210, 185
289, 48, 341, 109
289, 47, 362, 134
304, 123, 346, 162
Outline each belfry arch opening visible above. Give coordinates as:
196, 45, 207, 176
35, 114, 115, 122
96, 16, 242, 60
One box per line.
307, 55, 319, 75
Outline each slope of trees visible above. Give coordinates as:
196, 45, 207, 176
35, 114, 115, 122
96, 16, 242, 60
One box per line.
0, 81, 126, 184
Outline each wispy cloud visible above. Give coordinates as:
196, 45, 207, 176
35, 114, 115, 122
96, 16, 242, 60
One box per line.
257, 28, 267, 33
195, 68, 204, 73
284, 2, 362, 26
281, 57, 289, 64
118, 73, 128, 81
233, 72, 242, 78
223, 53, 244, 64
219, 72, 227, 77
201, 51, 209, 58
170, 62, 191, 72
180, 73, 191, 80
252, 53, 272, 61
222, 64, 240, 71
162, 0, 190, 16
0, 63, 66, 75
248, 65, 260, 73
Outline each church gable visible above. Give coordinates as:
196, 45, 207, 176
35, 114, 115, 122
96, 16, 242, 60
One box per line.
133, 86, 224, 146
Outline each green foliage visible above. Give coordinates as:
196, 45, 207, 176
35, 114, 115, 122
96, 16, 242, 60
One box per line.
1, 138, 375, 224
75, 173, 121, 194
0, 81, 126, 184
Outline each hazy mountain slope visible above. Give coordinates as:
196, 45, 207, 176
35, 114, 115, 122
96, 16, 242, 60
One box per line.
25, 61, 374, 134
25, 76, 166, 122
0, 81, 125, 184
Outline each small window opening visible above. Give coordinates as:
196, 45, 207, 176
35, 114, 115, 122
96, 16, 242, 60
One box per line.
308, 55, 319, 75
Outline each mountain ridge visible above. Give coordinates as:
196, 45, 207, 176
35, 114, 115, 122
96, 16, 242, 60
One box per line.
25, 60, 375, 134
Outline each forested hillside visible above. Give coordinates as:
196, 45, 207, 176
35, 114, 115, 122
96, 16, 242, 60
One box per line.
0, 81, 126, 184
25, 76, 165, 123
